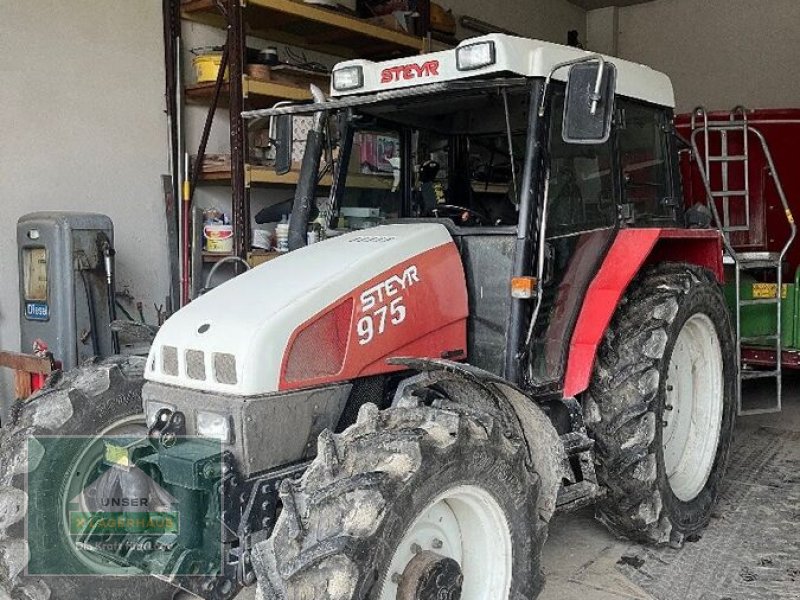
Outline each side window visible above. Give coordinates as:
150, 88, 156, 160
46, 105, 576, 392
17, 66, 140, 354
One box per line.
546, 90, 616, 238
618, 101, 675, 224
336, 129, 403, 229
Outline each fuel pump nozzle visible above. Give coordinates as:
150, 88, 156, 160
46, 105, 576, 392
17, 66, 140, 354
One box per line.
100, 236, 120, 354
102, 240, 115, 286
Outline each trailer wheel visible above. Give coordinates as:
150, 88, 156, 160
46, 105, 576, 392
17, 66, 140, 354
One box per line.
0, 356, 177, 599
252, 391, 547, 599
586, 263, 736, 545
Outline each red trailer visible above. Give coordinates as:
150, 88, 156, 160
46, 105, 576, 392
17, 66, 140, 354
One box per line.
676, 108, 799, 413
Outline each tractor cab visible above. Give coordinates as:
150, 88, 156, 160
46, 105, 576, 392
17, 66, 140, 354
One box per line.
246, 34, 687, 391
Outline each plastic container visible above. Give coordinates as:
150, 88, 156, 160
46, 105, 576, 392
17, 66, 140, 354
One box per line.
276, 215, 290, 253
193, 53, 228, 83
252, 228, 272, 250
203, 224, 234, 253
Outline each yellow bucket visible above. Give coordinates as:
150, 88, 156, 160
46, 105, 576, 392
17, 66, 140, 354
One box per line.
193, 53, 229, 83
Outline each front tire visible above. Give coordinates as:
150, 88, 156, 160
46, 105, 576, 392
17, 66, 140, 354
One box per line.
253, 385, 547, 599
0, 357, 177, 600
586, 263, 736, 545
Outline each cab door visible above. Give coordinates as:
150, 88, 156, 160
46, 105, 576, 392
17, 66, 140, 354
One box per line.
527, 87, 620, 391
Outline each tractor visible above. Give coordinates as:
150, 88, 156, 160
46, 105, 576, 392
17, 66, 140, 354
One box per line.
1, 34, 745, 600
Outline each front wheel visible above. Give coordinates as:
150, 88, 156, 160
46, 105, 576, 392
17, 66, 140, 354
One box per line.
253, 393, 547, 599
0, 357, 178, 600
586, 263, 736, 545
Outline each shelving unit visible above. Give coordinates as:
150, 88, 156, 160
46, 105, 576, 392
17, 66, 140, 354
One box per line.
164, 0, 431, 264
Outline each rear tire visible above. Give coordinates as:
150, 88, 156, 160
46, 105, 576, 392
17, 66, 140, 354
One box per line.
0, 357, 177, 600
586, 264, 736, 545
253, 384, 547, 599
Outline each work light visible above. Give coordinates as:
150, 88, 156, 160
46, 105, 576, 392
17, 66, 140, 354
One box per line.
332, 66, 364, 91
457, 41, 496, 71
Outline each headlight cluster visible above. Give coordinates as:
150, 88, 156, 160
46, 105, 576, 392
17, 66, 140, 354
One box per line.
145, 402, 232, 444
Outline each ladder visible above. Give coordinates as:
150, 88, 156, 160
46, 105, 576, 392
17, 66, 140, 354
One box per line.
690, 106, 797, 415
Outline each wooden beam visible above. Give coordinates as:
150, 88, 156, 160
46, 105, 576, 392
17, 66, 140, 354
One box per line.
0, 351, 53, 375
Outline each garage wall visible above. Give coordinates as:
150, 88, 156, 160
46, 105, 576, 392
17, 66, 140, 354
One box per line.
611, 0, 800, 112
437, 0, 586, 44
0, 1, 169, 411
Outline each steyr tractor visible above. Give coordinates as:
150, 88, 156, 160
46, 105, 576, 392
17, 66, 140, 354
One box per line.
2, 34, 745, 600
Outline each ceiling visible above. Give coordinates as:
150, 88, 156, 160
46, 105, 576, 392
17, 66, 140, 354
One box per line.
569, 0, 653, 9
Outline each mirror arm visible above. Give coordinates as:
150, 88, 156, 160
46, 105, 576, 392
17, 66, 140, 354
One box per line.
539, 54, 607, 117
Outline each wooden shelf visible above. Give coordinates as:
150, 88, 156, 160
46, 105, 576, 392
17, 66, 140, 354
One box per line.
202, 251, 235, 263
181, 0, 424, 59
186, 76, 315, 108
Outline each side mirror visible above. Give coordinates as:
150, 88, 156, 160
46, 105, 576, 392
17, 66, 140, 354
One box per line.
273, 115, 293, 175
562, 62, 617, 144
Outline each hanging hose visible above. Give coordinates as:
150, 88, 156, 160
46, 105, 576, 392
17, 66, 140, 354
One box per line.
203, 256, 251, 294
79, 269, 101, 357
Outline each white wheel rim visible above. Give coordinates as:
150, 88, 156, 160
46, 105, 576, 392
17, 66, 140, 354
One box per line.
663, 313, 724, 502
379, 484, 513, 600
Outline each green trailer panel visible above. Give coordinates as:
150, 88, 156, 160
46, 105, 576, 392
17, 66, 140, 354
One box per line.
724, 269, 799, 349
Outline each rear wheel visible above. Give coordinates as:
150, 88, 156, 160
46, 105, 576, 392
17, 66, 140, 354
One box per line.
253, 384, 547, 599
586, 264, 736, 545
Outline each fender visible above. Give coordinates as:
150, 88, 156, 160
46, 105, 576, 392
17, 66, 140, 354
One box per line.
389, 357, 565, 521
562, 228, 723, 397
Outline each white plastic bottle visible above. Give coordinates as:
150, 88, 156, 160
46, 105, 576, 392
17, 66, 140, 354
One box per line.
276, 215, 290, 253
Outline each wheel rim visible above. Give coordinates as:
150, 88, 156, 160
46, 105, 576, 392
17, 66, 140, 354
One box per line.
61, 415, 149, 574
663, 313, 724, 502
379, 484, 513, 600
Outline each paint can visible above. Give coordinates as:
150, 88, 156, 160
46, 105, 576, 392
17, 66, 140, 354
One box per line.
203, 224, 234, 254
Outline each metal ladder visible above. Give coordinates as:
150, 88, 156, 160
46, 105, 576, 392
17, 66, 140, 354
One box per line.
690, 106, 797, 415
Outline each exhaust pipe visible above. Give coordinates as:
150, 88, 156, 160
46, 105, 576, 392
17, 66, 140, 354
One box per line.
289, 84, 327, 251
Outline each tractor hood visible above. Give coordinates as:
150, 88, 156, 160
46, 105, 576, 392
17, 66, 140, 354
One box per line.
145, 224, 462, 396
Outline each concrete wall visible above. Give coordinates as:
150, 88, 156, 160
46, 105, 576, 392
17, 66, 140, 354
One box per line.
586, 6, 618, 56
0, 1, 169, 410
608, 0, 800, 112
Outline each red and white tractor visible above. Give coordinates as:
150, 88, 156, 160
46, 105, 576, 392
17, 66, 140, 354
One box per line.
1, 34, 742, 600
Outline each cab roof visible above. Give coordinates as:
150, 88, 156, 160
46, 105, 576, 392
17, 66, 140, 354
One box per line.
330, 33, 675, 109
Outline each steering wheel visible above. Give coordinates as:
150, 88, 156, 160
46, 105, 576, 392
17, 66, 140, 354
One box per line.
431, 204, 489, 226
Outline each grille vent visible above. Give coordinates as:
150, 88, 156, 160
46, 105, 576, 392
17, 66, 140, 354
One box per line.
185, 350, 207, 381
213, 353, 237, 385
161, 346, 178, 376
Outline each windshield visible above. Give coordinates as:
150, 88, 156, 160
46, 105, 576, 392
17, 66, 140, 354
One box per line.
318, 82, 533, 231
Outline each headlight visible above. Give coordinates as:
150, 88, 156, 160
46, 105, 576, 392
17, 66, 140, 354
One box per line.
145, 401, 176, 427
332, 66, 364, 91
196, 411, 232, 444
456, 41, 496, 71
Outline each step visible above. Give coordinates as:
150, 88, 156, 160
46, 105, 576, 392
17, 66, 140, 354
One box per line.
735, 251, 782, 269
741, 369, 781, 380
740, 335, 780, 343
739, 298, 780, 306
712, 190, 748, 198
708, 155, 747, 162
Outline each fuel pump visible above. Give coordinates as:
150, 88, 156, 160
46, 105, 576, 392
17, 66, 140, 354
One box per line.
17, 212, 118, 371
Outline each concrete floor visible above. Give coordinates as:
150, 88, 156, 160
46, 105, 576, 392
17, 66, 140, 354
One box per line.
540, 374, 800, 600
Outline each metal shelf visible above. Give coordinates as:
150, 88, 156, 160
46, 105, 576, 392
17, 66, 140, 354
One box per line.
181, 0, 424, 59
167, 0, 429, 263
